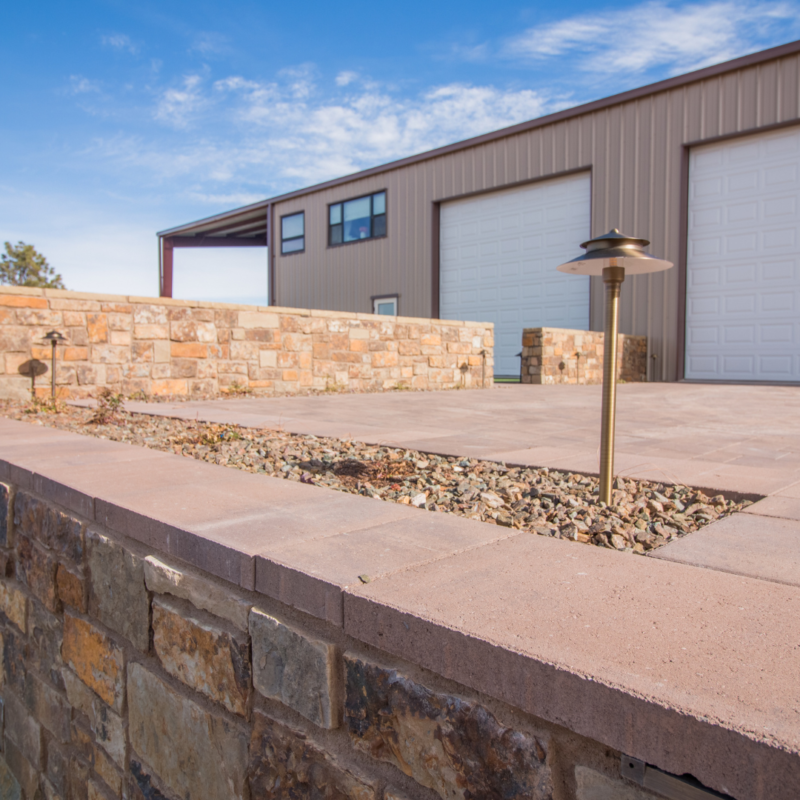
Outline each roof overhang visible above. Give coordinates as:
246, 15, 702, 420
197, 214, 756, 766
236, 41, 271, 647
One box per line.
159, 203, 269, 246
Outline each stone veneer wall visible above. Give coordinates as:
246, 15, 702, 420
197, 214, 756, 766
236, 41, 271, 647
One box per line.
521, 327, 647, 385
0, 287, 493, 400
0, 480, 659, 800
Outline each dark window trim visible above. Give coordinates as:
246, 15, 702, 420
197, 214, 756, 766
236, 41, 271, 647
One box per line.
280, 211, 305, 256
371, 293, 399, 316
328, 190, 387, 248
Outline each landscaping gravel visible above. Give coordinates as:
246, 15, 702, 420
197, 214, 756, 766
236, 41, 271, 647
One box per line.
1, 398, 753, 554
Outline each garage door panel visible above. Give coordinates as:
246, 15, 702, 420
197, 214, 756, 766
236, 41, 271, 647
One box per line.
686, 126, 800, 381
441, 173, 590, 376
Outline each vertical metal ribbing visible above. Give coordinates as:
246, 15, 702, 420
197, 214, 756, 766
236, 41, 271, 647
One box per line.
599, 266, 625, 504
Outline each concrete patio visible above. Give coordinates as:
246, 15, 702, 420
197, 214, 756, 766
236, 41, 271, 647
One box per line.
117, 382, 800, 590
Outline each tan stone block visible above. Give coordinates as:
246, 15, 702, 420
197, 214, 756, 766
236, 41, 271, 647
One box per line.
62, 311, 85, 326
131, 341, 152, 363
0, 579, 27, 631
230, 341, 259, 360
62, 613, 125, 712
239, 311, 279, 329
349, 339, 368, 353
151, 379, 188, 395
100, 303, 132, 314
128, 663, 249, 800
428, 355, 445, 368
153, 340, 170, 363
349, 327, 369, 339
168, 307, 214, 322
398, 340, 421, 356
91, 345, 128, 364
0, 295, 47, 308
170, 320, 216, 343
0, 327, 32, 352
259, 350, 277, 368
282, 369, 298, 381
56, 564, 86, 613
68, 327, 89, 346
87, 313, 108, 343
133, 324, 167, 339
298, 351, 312, 370
108, 330, 130, 346
153, 596, 251, 716
132, 304, 168, 325
105, 313, 130, 331
62, 346, 88, 361
372, 351, 399, 368
4, 352, 31, 374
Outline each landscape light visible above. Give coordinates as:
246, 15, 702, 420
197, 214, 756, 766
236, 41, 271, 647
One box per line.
42, 330, 67, 402
557, 229, 673, 505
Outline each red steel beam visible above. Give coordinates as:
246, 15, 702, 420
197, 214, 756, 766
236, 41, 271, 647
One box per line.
161, 238, 174, 297
171, 235, 267, 248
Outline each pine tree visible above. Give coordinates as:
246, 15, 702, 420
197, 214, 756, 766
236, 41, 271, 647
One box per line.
0, 241, 65, 288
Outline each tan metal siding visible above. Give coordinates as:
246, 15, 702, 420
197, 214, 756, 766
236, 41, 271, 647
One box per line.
273, 52, 800, 379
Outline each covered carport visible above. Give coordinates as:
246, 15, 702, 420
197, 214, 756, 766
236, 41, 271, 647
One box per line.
157, 201, 272, 299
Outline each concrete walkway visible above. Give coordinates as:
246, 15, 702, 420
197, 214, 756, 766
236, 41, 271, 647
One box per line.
115, 382, 800, 590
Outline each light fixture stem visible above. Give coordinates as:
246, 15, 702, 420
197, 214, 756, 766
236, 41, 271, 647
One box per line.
51, 341, 57, 402
599, 266, 625, 505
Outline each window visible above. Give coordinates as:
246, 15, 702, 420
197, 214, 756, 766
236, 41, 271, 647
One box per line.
281, 212, 304, 254
372, 295, 398, 316
329, 191, 386, 246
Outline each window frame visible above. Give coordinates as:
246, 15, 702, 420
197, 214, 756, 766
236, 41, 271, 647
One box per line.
372, 294, 399, 316
328, 190, 387, 248
280, 211, 305, 256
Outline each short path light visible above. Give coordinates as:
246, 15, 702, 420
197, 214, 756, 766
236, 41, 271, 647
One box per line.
42, 330, 67, 403
557, 229, 672, 505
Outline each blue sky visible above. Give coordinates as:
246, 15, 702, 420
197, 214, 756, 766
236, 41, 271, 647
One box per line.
2, 0, 799, 304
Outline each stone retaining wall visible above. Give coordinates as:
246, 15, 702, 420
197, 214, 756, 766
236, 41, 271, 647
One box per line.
0, 288, 493, 400
521, 327, 647, 384
0, 478, 660, 800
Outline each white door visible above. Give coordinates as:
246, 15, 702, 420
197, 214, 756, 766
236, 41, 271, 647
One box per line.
440, 173, 591, 377
686, 127, 800, 381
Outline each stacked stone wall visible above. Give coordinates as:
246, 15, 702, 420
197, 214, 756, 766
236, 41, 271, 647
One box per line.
521, 327, 647, 385
0, 288, 494, 400
0, 480, 656, 800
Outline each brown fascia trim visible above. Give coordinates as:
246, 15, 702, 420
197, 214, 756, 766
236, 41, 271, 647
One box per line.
158, 39, 800, 238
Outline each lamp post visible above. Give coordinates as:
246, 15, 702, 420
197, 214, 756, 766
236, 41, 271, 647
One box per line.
557, 229, 673, 505
42, 330, 67, 403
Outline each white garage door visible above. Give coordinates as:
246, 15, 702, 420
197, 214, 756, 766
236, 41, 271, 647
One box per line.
686, 126, 800, 381
440, 173, 591, 376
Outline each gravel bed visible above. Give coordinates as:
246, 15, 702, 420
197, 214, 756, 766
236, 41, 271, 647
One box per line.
0, 399, 753, 554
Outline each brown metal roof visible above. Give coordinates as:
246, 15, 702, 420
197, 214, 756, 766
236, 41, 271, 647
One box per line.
158, 38, 800, 238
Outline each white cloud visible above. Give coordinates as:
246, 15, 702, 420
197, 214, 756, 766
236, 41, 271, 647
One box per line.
154, 75, 206, 128
505, 1, 800, 76
186, 191, 266, 205
68, 75, 101, 95
206, 73, 556, 185
335, 71, 359, 86
102, 34, 138, 54
190, 32, 230, 56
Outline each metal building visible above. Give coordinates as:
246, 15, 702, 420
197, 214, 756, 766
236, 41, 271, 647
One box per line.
158, 40, 800, 382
